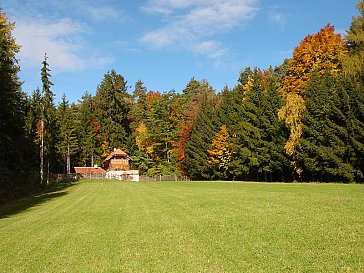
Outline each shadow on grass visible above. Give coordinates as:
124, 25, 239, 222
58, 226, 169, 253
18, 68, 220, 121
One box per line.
0, 181, 77, 219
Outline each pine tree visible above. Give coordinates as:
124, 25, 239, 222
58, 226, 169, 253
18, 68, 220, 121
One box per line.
344, 0, 364, 79
184, 92, 220, 180
39, 54, 57, 184
94, 70, 132, 156
143, 90, 180, 174
344, 77, 364, 181
76, 91, 101, 167
299, 74, 358, 182
218, 67, 291, 181
57, 95, 78, 174
175, 78, 215, 174
0, 9, 32, 192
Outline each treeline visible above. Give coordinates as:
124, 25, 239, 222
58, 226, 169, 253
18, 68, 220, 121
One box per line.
1, 2, 364, 195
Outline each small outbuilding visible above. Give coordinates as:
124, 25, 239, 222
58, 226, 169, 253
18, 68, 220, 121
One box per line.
74, 166, 106, 177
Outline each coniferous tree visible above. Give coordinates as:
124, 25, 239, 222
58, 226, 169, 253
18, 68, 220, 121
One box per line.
184, 92, 220, 180
94, 70, 132, 157
218, 67, 290, 181
131, 80, 148, 125
344, 0, 364, 79
143, 90, 179, 175
175, 78, 215, 174
299, 74, 359, 182
279, 25, 347, 178
76, 91, 101, 167
40, 54, 57, 184
57, 95, 78, 174
342, 77, 364, 181
0, 9, 31, 192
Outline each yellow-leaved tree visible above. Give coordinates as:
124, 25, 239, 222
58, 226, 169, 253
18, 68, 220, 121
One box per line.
135, 122, 154, 156
278, 24, 347, 177
208, 124, 234, 170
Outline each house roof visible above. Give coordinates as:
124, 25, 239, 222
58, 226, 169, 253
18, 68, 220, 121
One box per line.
74, 167, 106, 174
103, 148, 132, 162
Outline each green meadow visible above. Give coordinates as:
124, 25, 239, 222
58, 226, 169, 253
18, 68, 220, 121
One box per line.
0, 180, 363, 272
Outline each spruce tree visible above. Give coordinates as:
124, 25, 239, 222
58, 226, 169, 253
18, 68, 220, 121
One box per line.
94, 70, 132, 156
0, 9, 30, 192
76, 91, 101, 166
175, 78, 215, 174
218, 67, 290, 181
299, 74, 358, 182
40, 54, 57, 184
184, 92, 219, 180
344, 0, 364, 79
57, 95, 78, 174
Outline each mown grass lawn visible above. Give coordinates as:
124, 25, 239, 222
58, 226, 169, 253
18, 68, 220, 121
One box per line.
0, 180, 363, 272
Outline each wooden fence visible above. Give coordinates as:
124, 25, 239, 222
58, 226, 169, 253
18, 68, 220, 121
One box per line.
53, 173, 189, 182
139, 175, 190, 181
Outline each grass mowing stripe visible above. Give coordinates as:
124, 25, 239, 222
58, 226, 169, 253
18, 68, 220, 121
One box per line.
0, 180, 363, 272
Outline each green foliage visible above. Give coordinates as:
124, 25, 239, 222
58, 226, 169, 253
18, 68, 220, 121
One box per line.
40, 54, 58, 182
175, 78, 216, 174
299, 74, 357, 181
130, 79, 148, 129
279, 25, 347, 177
0, 9, 34, 191
75, 91, 101, 167
344, 0, 364, 78
219, 68, 291, 181
184, 92, 220, 180
94, 70, 132, 155
56, 95, 78, 174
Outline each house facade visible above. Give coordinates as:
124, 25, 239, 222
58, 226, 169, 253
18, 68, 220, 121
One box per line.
103, 148, 132, 171
74, 148, 139, 181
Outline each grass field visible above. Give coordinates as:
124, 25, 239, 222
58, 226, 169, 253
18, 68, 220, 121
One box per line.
0, 180, 363, 272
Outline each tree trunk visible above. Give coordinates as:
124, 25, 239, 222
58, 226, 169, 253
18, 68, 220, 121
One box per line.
40, 119, 44, 185
47, 161, 50, 185
91, 150, 94, 167
67, 142, 71, 174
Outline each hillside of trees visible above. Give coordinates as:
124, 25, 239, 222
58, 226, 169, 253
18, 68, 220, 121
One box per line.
1, 2, 364, 196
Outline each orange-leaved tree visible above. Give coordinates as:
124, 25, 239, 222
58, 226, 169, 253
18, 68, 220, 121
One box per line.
278, 24, 347, 177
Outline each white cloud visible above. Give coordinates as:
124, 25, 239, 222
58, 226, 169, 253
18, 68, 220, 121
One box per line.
3, 0, 118, 73
13, 17, 112, 73
268, 10, 286, 27
83, 5, 122, 21
81, 3, 131, 23
141, 0, 259, 61
142, 0, 197, 14
191, 41, 226, 59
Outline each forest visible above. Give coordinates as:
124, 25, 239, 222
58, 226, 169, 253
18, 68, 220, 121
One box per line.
1, 2, 364, 197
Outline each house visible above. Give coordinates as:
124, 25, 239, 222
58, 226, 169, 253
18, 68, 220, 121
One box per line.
74, 149, 139, 181
103, 148, 133, 171
74, 166, 106, 177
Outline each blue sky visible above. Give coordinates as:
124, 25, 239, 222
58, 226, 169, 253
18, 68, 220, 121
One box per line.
2, 0, 359, 103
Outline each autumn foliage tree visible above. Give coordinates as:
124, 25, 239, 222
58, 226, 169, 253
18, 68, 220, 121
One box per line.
278, 24, 347, 177
175, 79, 215, 174
208, 124, 234, 178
